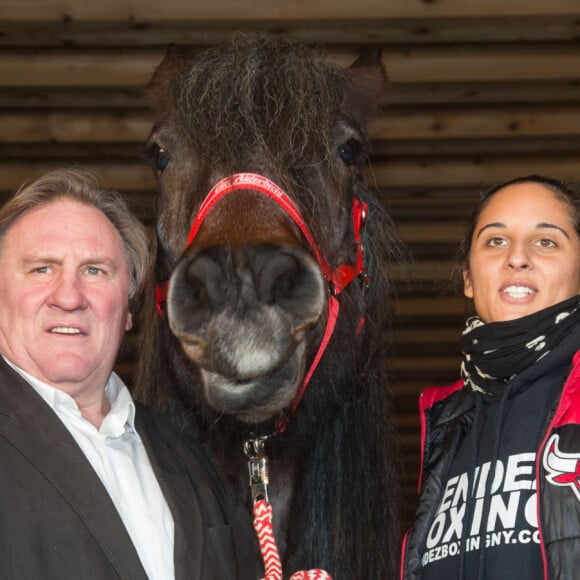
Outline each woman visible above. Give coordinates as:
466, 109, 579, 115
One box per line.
400, 175, 580, 580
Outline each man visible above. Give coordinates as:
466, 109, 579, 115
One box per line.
0, 169, 244, 579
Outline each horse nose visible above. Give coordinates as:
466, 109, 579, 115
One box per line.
169, 244, 325, 322
167, 244, 326, 375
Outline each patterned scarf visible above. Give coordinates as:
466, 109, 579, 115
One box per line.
460, 295, 580, 394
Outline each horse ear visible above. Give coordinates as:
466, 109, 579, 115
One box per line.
148, 43, 194, 111
343, 48, 387, 126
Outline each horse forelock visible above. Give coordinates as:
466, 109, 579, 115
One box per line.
167, 35, 344, 174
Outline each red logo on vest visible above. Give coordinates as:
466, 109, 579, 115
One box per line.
543, 434, 580, 501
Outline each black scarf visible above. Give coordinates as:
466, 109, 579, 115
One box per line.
460, 295, 580, 394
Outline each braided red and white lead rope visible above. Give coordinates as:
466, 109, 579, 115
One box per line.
253, 499, 332, 580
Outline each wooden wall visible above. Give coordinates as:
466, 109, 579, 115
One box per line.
1, 0, 580, 533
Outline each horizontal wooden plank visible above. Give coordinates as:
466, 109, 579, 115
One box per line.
1, 46, 579, 88
6, 23, 580, 50
4, 81, 580, 110
373, 136, 580, 160
395, 296, 465, 316
0, 161, 154, 194
4, 105, 580, 144
1, 0, 579, 21
0, 88, 148, 109
0, 112, 152, 143
0, 16, 578, 47
388, 355, 460, 372
395, 413, 421, 429
383, 46, 580, 84
395, 223, 466, 244
394, 326, 464, 345
370, 104, 580, 140
384, 81, 580, 106
2, 155, 578, 194
372, 155, 580, 188
0, 50, 162, 88
390, 262, 458, 287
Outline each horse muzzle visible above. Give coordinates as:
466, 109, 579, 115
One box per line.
166, 242, 326, 421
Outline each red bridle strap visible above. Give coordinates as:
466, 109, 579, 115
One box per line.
155, 173, 368, 432
187, 173, 332, 281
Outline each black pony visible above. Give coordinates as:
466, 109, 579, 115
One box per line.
137, 34, 403, 579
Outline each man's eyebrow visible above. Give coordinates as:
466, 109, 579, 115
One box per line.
21, 255, 60, 265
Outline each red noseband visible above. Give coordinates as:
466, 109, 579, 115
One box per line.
156, 172, 368, 432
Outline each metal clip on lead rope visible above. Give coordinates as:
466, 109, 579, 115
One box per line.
244, 436, 270, 504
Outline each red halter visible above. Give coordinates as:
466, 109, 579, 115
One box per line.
156, 172, 368, 433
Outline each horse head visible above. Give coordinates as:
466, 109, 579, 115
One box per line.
146, 35, 386, 427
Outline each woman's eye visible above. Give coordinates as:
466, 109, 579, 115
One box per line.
338, 138, 362, 166
536, 238, 556, 248
487, 237, 506, 247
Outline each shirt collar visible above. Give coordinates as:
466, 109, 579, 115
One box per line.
2, 355, 136, 437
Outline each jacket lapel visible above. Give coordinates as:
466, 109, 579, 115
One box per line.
0, 359, 148, 580
136, 409, 204, 580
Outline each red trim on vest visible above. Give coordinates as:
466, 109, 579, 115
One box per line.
417, 379, 464, 492
549, 351, 580, 427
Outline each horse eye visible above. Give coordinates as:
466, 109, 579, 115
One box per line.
338, 138, 362, 166
148, 143, 170, 176
155, 147, 170, 175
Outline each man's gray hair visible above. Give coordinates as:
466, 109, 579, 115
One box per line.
0, 168, 151, 314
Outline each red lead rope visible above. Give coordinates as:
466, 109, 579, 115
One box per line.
253, 499, 332, 580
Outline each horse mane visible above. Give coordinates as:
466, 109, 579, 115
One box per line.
136, 33, 405, 579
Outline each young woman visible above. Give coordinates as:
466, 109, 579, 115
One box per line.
401, 175, 580, 580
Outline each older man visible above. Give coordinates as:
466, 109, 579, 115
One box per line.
0, 169, 244, 579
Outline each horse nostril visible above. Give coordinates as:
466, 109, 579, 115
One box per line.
262, 253, 301, 304
185, 263, 210, 308
254, 246, 325, 319
168, 251, 227, 330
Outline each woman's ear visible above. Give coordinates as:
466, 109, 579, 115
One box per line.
463, 266, 474, 299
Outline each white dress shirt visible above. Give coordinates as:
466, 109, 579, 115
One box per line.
4, 357, 175, 580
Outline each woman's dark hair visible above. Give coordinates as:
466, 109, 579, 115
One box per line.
455, 175, 580, 289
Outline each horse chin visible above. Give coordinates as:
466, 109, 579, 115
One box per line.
199, 346, 306, 424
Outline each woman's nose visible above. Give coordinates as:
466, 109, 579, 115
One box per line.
507, 242, 531, 270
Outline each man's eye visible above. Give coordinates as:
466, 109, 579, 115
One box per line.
86, 266, 104, 275
34, 266, 51, 274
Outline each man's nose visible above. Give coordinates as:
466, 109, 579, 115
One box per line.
49, 273, 87, 310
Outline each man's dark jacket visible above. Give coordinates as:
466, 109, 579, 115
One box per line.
0, 357, 246, 579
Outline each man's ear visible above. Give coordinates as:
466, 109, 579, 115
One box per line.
463, 266, 474, 299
